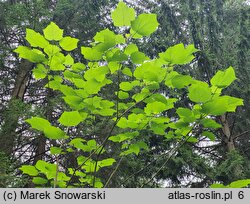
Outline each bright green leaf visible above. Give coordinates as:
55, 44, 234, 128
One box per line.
172, 75, 193, 89
14, 46, 47, 63
59, 36, 79, 51
187, 137, 198, 143
26, 28, 49, 48
124, 44, 138, 55
159, 44, 198, 65
44, 44, 61, 56
202, 96, 243, 115
120, 82, 133, 91
210, 183, 226, 188
134, 61, 166, 82
144, 101, 168, 115
202, 131, 216, 141
201, 118, 222, 129
64, 54, 74, 65
32, 64, 48, 79
111, 1, 135, 26
71, 63, 86, 72
108, 61, 121, 74
50, 147, 62, 155
32, 177, 48, 185
130, 51, 149, 64
188, 82, 212, 103
228, 179, 250, 188
118, 91, 129, 99
176, 108, 196, 123
131, 13, 159, 37
20, 165, 38, 176
58, 111, 83, 126
211, 67, 236, 88
81, 47, 102, 61
44, 126, 66, 139
26, 117, 51, 131
122, 67, 133, 77
43, 22, 63, 41
98, 158, 116, 168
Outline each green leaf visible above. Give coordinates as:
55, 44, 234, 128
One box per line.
211, 67, 236, 88
227, 179, 250, 188
159, 44, 198, 65
87, 140, 97, 151
150, 122, 167, 135
119, 82, 133, 91
26, 28, 49, 48
60, 86, 78, 97
210, 183, 226, 188
84, 66, 109, 82
130, 51, 149, 64
81, 47, 102, 61
32, 64, 48, 79
93, 29, 117, 51
121, 141, 148, 156
64, 54, 74, 65
202, 96, 243, 115
63, 95, 84, 110
202, 131, 216, 141
122, 67, 133, 77
35, 160, 49, 172
94, 29, 115, 42
26, 117, 51, 131
118, 91, 129, 99
124, 44, 138, 55
94, 38, 116, 52
44, 126, 66, 140
44, 44, 61, 56
176, 108, 196, 123
134, 61, 166, 82
71, 63, 86, 72
14, 46, 47, 63
50, 54, 65, 71
46, 80, 61, 90
32, 177, 48, 185
20, 165, 38, 176
131, 13, 159, 37
50, 147, 63, 155
35, 161, 56, 180
59, 36, 79, 51
172, 75, 193, 89
43, 22, 63, 41
188, 82, 212, 103
187, 137, 198, 143
98, 158, 116, 168
109, 131, 138, 143
201, 118, 222, 129
58, 111, 83, 126
108, 61, 121, 74
145, 93, 168, 104
111, 1, 135, 26
84, 79, 103, 95
165, 71, 179, 88
69, 138, 86, 150
144, 101, 168, 115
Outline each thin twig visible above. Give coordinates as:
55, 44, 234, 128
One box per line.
104, 157, 124, 187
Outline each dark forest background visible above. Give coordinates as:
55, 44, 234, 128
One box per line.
0, 0, 249, 187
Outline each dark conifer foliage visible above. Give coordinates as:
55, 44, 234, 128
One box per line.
0, 0, 249, 187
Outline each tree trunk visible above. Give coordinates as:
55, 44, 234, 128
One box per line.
220, 114, 235, 152
0, 59, 32, 156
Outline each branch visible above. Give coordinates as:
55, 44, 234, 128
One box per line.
233, 130, 250, 140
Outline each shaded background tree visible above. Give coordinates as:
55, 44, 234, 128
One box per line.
0, 0, 249, 187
